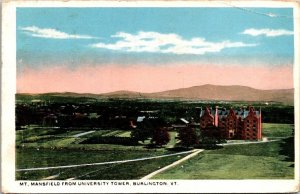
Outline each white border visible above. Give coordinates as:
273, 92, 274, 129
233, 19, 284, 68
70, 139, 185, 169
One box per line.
294, 1, 300, 187
1, 1, 299, 193
2, 0, 298, 7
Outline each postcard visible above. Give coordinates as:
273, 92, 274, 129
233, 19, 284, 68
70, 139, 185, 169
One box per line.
1, 0, 299, 193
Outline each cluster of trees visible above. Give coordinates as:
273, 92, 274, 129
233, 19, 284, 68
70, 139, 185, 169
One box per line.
177, 126, 226, 149
130, 120, 225, 149
130, 127, 170, 147
130, 118, 170, 147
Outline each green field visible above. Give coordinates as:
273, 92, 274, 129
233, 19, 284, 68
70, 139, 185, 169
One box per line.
16, 128, 185, 180
152, 123, 294, 179
262, 123, 294, 138
16, 123, 294, 180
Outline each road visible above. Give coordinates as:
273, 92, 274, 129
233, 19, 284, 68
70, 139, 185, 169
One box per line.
218, 139, 280, 146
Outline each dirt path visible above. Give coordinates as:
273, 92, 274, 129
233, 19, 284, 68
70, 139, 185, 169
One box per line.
140, 149, 203, 180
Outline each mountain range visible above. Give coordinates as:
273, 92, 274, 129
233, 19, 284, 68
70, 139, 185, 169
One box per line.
18, 84, 294, 104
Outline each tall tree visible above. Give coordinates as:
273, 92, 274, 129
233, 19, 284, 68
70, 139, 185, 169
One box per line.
130, 118, 154, 143
130, 127, 152, 143
151, 127, 170, 147
178, 127, 199, 148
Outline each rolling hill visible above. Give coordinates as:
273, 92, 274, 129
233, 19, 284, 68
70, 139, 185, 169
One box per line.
148, 84, 294, 104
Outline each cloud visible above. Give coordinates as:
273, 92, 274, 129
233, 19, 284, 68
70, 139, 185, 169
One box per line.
90, 31, 257, 55
19, 26, 98, 39
241, 28, 293, 37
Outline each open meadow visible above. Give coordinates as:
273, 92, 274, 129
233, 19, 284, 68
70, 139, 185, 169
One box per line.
16, 128, 185, 180
152, 123, 294, 179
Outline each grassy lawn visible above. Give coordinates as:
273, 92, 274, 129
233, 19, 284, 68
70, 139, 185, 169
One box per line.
153, 141, 294, 179
154, 153, 293, 179
101, 130, 124, 137
117, 131, 132, 137
16, 148, 188, 180
152, 123, 294, 179
262, 123, 294, 138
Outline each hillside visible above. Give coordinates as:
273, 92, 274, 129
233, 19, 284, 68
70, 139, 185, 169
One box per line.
149, 84, 294, 104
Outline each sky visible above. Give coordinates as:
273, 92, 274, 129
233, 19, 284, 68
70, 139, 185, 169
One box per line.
16, 7, 294, 93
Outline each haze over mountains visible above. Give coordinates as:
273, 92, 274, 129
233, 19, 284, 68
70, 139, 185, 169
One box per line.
18, 84, 294, 105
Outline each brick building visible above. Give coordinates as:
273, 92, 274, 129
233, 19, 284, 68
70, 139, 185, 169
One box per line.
199, 107, 262, 140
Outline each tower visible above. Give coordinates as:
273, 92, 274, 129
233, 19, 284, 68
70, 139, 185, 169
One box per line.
214, 106, 218, 127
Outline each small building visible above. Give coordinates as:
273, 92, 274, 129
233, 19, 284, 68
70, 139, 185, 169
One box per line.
137, 116, 146, 123
172, 118, 190, 130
